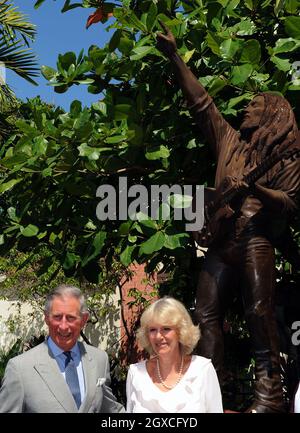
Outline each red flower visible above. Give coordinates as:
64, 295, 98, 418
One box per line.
86, 7, 113, 29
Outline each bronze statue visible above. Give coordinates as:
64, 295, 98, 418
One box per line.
157, 21, 300, 413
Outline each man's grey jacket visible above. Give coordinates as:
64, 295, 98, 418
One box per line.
0, 340, 124, 413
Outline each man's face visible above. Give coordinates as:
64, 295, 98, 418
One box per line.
45, 296, 88, 351
240, 95, 265, 131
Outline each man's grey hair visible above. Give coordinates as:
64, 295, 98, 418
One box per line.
44, 284, 89, 316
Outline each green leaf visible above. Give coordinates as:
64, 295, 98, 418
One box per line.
130, 46, 154, 61
128, 235, 137, 243
118, 221, 133, 236
222, 93, 253, 115
7, 207, 19, 222
105, 135, 126, 144
244, 0, 253, 9
92, 101, 107, 115
138, 218, 158, 230
15, 120, 38, 136
76, 61, 92, 76
206, 32, 223, 55
118, 36, 134, 55
187, 138, 197, 149
164, 233, 189, 250
41, 65, 57, 80
220, 39, 241, 60
58, 52, 77, 70
127, 123, 144, 146
251, 71, 270, 85
272, 38, 300, 54
139, 231, 165, 255
113, 104, 132, 120
42, 167, 52, 177
113, 8, 147, 32
33, 136, 48, 155
270, 56, 291, 72
146, 145, 170, 160
132, 213, 156, 231
146, 2, 157, 31
181, 49, 195, 63
109, 29, 122, 52
284, 0, 300, 14
135, 212, 151, 222
62, 252, 78, 270
207, 77, 227, 96
73, 110, 91, 129
81, 231, 107, 267
0, 153, 29, 169
226, 0, 242, 17
34, 0, 46, 8
134, 35, 153, 49
284, 16, 300, 38
240, 40, 261, 63
70, 100, 82, 115
120, 245, 136, 266
274, 0, 285, 16
78, 143, 100, 161
75, 78, 94, 85
234, 18, 257, 36
61, 1, 82, 13
20, 224, 39, 237
0, 178, 22, 193
199, 75, 215, 87
37, 231, 47, 240
231, 64, 253, 85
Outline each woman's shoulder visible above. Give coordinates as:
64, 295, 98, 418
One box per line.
128, 359, 147, 373
189, 355, 215, 373
179, 355, 215, 386
192, 354, 213, 366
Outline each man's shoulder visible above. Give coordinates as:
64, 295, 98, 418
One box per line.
8, 341, 47, 365
80, 341, 107, 358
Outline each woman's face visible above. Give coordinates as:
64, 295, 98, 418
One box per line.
148, 323, 180, 356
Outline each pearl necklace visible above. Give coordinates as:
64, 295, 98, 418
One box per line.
156, 355, 184, 390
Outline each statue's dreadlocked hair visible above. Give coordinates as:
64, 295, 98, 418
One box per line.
227, 93, 298, 168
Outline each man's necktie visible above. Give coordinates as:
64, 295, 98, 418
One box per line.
63, 351, 81, 409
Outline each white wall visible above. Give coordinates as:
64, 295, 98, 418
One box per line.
0, 293, 121, 355
0, 300, 45, 353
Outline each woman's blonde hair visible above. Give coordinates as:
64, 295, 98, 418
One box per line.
136, 296, 200, 355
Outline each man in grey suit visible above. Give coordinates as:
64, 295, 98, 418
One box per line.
0, 284, 125, 413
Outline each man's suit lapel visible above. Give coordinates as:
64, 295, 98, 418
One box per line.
78, 342, 97, 413
34, 342, 78, 413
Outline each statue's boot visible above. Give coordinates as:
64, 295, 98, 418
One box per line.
244, 297, 286, 414
241, 240, 286, 414
245, 350, 286, 413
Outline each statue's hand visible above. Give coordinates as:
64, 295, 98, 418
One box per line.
156, 20, 177, 58
221, 175, 249, 195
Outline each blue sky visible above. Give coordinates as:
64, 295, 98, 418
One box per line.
7, 1, 113, 111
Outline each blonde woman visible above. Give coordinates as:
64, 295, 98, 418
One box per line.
126, 296, 223, 413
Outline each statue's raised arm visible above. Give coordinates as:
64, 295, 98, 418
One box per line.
156, 20, 211, 110
156, 21, 234, 159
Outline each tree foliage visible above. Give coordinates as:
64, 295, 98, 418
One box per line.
0, 0, 38, 85
0, 0, 299, 295
0, 0, 39, 141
